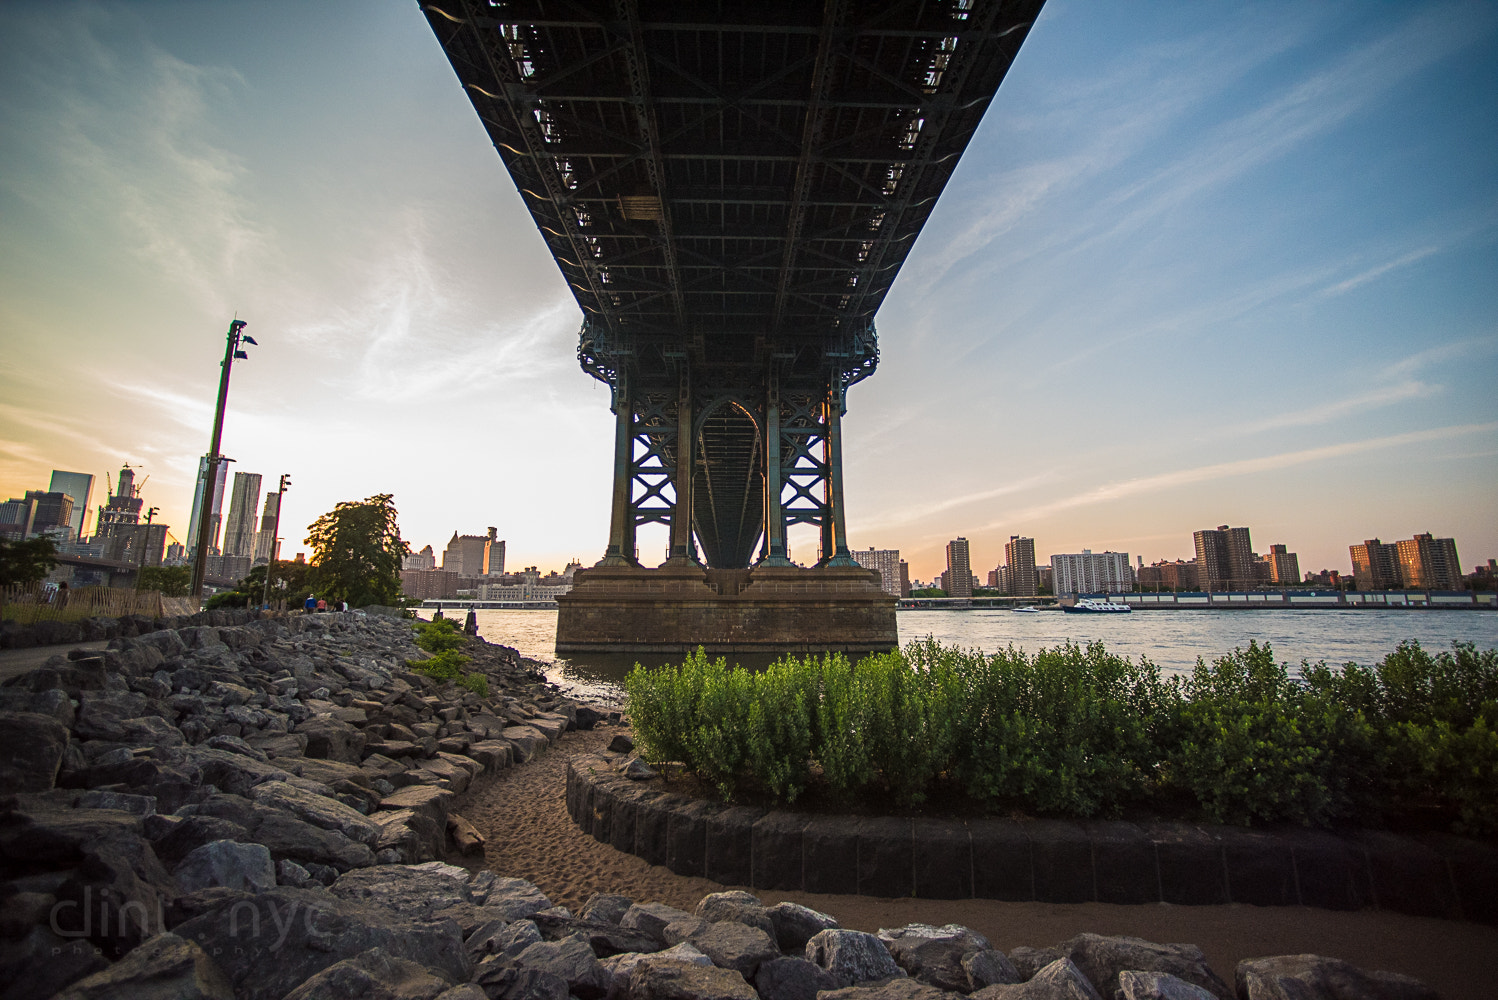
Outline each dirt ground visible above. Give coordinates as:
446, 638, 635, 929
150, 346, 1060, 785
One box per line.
449, 727, 1498, 1000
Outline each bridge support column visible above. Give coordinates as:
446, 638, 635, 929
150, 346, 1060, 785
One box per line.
599, 376, 636, 567
760, 383, 792, 567
666, 371, 696, 564
824, 382, 856, 566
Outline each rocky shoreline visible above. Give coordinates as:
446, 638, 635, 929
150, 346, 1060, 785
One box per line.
0, 612, 1445, 999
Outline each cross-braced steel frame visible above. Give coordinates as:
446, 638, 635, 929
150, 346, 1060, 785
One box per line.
424, 0, 1045, 569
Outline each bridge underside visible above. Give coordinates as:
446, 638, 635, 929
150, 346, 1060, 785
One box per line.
425, 0, 1043, 650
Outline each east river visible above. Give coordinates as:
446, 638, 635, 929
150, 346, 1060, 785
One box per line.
467, 607, 1498, 704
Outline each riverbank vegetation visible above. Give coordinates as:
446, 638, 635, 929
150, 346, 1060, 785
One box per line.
407, 617, 488, 696
624, 639, 1497, 835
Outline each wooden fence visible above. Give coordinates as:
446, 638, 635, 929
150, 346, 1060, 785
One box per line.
0, 584, 198, 625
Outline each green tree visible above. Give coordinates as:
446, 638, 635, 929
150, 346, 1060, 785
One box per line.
0, 536, 57, 587
304, 494, 408, 607
204, 558, 321, 610
138, 565, 192, 597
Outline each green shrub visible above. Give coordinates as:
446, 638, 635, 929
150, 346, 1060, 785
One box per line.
408, 647, 469, 681
413, 617, 466, 654
745, 657, 815, 803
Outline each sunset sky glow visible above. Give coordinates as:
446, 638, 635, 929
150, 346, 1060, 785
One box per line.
1, 1, 1494, 581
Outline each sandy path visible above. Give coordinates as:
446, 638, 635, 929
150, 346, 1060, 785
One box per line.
449, 727, 1498, 1000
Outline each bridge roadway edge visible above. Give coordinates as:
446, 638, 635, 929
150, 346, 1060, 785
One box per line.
565, 754, 1498, 925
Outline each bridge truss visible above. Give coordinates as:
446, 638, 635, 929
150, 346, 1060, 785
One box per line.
425, 0, 1044, 569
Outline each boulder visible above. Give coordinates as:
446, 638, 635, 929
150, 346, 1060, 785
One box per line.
54, 833, 180, 953
607, 734, 634, 754
662, 916, 711, 945
531, 911, 661, 957
330, 863, 474, 919
754, 956, 842, 1000
964, 950, 1023, 991
151, 816, 253, 864
50, 931, 233, 1000
479, 876, 553, 920
581, 892, 635, 925
378, 785, 453, 829
694, 891, 775, 937
819, 981, 957, 1000
251, 780, 379, 846
686, 921, 780, 979
250, 809, 377, 871
879, 924, 991, 993
447, 812, 485, 855
0, 925, 110, 1000
1058, 935, 1231, 1000
626, 958, 758, 1000
281, 947, 453, 1000
173, 840, 277, 893
172, 885, 470, 1000
372, 808, 445, 863
806, 929, 905, 986
971, 958, 1101, 1000
468, 919, 543, 959
295, 716, 367, 765
1008, 948, 1064, 981
621, 901, 697, 945
767, 901, 838, 953
515, 934, 612, 999
0, 711, 69, 792
1235, 954, 1440, 1000
605, 945, 713, 999
1118, 971, 1219, 1000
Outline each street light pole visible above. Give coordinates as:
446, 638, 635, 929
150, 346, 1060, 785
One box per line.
190, 320, 255, 602
134, 506, 159, 589
261, 473, 290, 609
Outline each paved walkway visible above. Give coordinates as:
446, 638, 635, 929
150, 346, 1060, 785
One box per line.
0, 640, 110, 682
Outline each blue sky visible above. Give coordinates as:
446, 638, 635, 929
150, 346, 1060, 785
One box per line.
1, 1, 1494, 581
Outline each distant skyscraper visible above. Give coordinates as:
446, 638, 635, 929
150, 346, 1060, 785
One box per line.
945, 537, 973, 599
1396, 533, 1461, 591
0, 497, 37, 539
852, 547, 904, 598
253, 491, 282, 563
1194, 525, 1254, 590
403, 544, 437, 571
186, 456, 230, 554
49, 471, 94, 539
443, 527, 505, 577
1050, 550, 1133, 595
23, 491, 74, 539
1264, 544, 1300, 585
221, 472, 263, 558
1005, 535, 1038, 597
1350, 538, 1401, 590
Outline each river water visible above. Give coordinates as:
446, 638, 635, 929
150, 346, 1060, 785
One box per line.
467, 607, 1498, 704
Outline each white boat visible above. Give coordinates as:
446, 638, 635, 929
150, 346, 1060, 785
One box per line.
1061, 598, 1132, 614
1012, 606, 1039, 613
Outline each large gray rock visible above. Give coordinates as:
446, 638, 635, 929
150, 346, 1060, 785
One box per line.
297, 717, 367, 764
0, 925, 110, 1000
767, 901, 838, 953
1118, 971, 1218, 1000
251, 781, 379, 846
879, 924, 991, 993
1059, 935, 1231, 1000
280, 947, 453, 1000
754, 956, 842, 1000
479, 875, 553, 921
378, 785, 454, 829
806, 929, 905, 986
371, 807, 445, 863
468, 918, 542, 960
1235, 955, 1440, 1000
172, 885, 470, 1000
685, 921, 780, 979
251, 808, 378, 871
581, 892, 635, 925
972, 958, 1102, 1000
515, 934, 612, 999
964, 950, 1023, 991
531, 911, 661, 957
54, 833, 180, 952
174, 839, 277, 893
819, 980, 957, 1000
626, 958, 759, 1000
49, 931, 233, 1000
0, 711, 68, 791
621, 901, 696, 945
694, 891, 775, 937
605, 943, 713, 1000
1008, 948, 1064, 981
330, 862, 474, 918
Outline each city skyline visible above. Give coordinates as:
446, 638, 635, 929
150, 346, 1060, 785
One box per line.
1, 2, 1494, 582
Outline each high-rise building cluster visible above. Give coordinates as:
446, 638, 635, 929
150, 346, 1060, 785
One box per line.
401, 528, 527, 599
185, 463, 289, 582
1351, 534, 1462, 592
853, 547, 911, 598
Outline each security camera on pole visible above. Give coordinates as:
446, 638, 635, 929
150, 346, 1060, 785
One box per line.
189, 320, 256, 602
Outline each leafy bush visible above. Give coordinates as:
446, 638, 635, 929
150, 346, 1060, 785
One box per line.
413, 617, 467, 653
624, 637, 1498, 834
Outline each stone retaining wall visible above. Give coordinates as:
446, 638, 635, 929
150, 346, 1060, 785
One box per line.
566, 753, 1498, 924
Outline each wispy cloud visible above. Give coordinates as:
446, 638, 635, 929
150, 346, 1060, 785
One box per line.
982, 422, 1498, 529
1230, 380, 1438, 435
853, 470, 1061, 533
